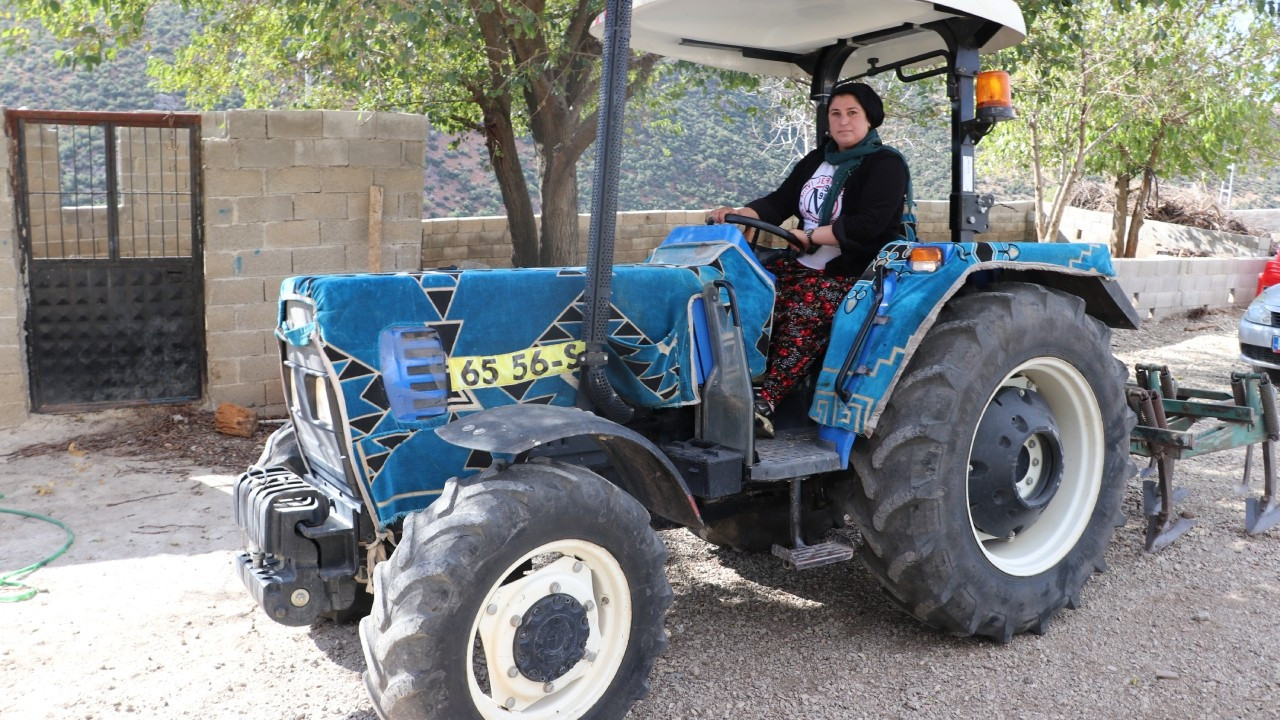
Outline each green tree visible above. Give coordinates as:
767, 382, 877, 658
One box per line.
3, 0, 666, 267
994, 0, 1280, 252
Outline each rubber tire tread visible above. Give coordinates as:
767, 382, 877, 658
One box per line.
359, 460, 671, 719
847, 282, 1134, 642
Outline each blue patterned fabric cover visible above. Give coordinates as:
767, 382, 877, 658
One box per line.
279, 226, 773, 525
812, 241, 1118, 442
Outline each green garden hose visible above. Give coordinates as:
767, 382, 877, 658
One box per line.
0, 493, 74, 602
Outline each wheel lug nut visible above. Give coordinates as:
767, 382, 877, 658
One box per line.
510, 615, 521, 627
486, 603, 498, 615
543, 682, 555, 694
508, 666, 519, 678
584, 600, 595, 612
504, 697, 516, 709
573, 561, 583, 572
550, 582, 561, 594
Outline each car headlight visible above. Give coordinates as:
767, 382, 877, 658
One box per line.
1246, 299, 1272, 325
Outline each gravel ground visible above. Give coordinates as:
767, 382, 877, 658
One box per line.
2, 306, 1277, 719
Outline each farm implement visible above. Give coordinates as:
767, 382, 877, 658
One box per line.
1129, 363, 1280, 551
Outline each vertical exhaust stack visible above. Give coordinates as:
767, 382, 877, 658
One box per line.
577, 0, 635, 422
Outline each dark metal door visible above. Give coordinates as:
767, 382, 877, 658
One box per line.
7, 110, 205, 412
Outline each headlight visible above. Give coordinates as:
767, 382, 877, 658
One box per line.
1246, 299, 1272, 325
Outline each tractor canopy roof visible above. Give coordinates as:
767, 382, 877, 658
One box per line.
618, 0, 1026, 80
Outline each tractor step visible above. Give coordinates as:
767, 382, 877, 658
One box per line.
750, 428, 843, 481
771, 540, 854, 570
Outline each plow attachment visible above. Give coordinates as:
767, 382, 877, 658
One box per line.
1127, 363, 1280, 552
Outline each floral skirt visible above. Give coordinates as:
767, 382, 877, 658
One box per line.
758, 257, 855, 410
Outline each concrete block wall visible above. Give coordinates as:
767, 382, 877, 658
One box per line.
1112, 256, 1268, 321
1058, 206, 1268, 258
0, 110, 30, 427
421, 203, 1036, 270
913, 200, 1035, 243
201, 110, 427, 415
422, 209, 709, 267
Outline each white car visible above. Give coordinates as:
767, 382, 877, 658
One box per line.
1239, 284, 1280, 381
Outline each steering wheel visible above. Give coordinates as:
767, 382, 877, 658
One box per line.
718, 213, 808, 254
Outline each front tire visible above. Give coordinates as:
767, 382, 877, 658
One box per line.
847, 283, 1134, 642
359, 460, 671, 719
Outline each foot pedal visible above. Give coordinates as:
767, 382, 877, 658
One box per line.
771, 541, 854, 570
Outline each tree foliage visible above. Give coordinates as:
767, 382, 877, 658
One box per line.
995, 0, 1280, 253
3, 0, 674, 266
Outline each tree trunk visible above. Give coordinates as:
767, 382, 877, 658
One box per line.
1123, 126, 1166, 259
1110, 173, 1131, 258
1123, 167, 1154, 258
1029, 117, 1050, 242
480, 105, 539, 267
539, 150, 582, 266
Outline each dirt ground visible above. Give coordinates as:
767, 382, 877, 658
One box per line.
2, 306, 1277, 719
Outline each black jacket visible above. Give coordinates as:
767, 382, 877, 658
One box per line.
746, 147, 908, 277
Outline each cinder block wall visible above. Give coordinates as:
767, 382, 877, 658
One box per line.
1112, 257, 1267, 321
422, 210, 709, 267
913, 200, 1035, 243
201, 110, 427, 415
1058, 206, 1269, 258
421, 202, 1036, 269
0, 108, 30, 426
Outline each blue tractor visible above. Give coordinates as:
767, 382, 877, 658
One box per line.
233, 1, 1140, 717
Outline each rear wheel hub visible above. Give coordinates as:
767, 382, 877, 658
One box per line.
969, 385, 1064, 538
513, 593, 590, 683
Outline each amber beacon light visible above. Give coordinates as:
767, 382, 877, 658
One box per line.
976, 70, 1015, 121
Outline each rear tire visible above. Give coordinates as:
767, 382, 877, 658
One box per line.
359, 460, 670, 719
847, 283, 1134, 642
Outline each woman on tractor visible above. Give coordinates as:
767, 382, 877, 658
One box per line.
708, 81, 908, 436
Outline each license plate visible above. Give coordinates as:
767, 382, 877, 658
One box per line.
1272, 336, 1280, 353
448, 340, 586, 389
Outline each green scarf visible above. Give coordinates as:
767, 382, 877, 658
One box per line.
817, 128, 884, 226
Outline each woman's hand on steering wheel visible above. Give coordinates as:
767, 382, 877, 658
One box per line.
707, 205, 756, 224
719, 213, 808, 253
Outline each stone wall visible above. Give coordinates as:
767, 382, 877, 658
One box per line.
0, 109, 29, 426
199, 110, 427, 415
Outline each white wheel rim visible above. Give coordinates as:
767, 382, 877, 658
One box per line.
467, 539, 631, 719
967, 357, 1104, 577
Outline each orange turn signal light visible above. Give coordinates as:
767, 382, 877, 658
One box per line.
909, 246, 943, 273
976, 70, 1015, 121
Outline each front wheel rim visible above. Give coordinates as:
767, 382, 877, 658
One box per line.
467, 539, 631, 719
967, 357, 1104, 577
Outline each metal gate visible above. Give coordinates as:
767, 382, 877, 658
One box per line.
6, 110, 205, 412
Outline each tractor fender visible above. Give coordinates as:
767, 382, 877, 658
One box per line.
994, 267, 1139, 330
436, 404, 703, 528
817, 245, 1140, 439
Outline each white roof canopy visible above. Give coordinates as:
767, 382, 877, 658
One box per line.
615, 0, 1026, 80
